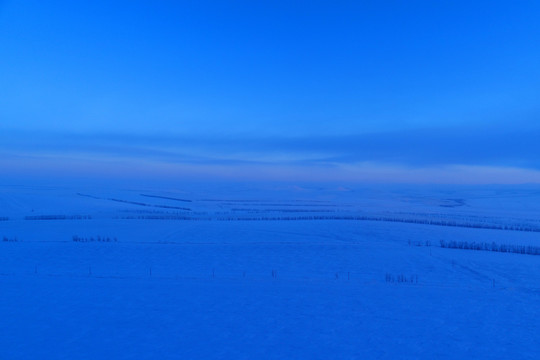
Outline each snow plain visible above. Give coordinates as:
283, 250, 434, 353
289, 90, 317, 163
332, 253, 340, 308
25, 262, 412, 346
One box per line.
1, 183, 540, 359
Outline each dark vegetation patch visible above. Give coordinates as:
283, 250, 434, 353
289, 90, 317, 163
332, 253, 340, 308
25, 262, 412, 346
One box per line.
77, 193, 101, 199
108, 198, 191, 210
440, 198, 466, 208
140, 194, 192, 202
77, 193, 191, 211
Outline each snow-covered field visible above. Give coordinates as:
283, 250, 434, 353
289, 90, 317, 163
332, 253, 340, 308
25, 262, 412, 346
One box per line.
1, 183, 540, 359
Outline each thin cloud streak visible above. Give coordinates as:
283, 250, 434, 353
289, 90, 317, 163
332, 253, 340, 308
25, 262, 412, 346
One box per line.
1, 126, 539, 168
3, 152, 540, 184
1, 126, 540, 183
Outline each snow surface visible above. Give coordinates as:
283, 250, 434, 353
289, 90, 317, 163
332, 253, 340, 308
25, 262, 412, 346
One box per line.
1, 183, 540, 359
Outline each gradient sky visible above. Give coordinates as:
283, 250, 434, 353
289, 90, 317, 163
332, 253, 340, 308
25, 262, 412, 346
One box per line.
1, 1, 540, 183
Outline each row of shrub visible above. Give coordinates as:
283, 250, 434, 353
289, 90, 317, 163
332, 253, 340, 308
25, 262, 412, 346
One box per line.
2, 236, 17, 242
113, 214, 540, 233
25, 215, 91, 220
408, 240, 432, 247
385, 273, 418, 284
217, 215, 540, 233
117, 215, 199, 220
72, 235, 117, 242
231, 208, 336, 213
440, 240, 540, 255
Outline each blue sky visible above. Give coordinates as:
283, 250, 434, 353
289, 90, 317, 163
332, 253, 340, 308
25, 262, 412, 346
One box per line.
1, 1, 540, 183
